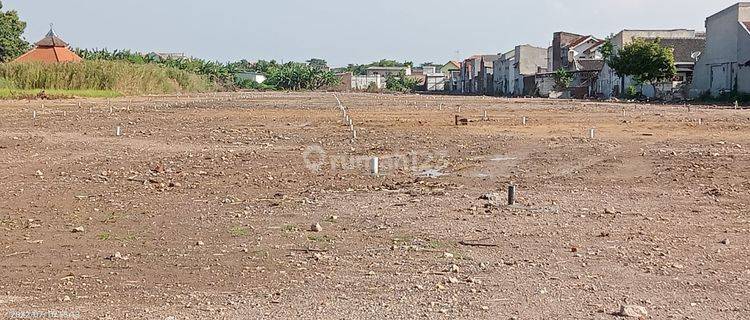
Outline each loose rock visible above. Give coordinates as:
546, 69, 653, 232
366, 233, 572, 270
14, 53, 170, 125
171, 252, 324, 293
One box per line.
479, 193, 499, 201
618, 305, 648, 317
311, 223, 323, 232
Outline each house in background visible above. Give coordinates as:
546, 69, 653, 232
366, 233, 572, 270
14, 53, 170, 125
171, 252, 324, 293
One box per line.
412, 64, 439, 76
477, 55, 502, 95
146, 52, 187, 61
234, 72, 267, 84
493, 45, 548, 96
458, 54, 502, 94
441, 61, 460, 75
692, 2, 750, 97
366, 66, 411, 77
442, 61, 461, 92
598, 29, 704, 98
644, 37, 706, 99
548, 32, 605, 72
493, 50, 516, 95
459, 56, 478, 93
534, 60, 604, 98
14, 28, 82, 63
425, 73, 447, 91
334, 72, 384, 91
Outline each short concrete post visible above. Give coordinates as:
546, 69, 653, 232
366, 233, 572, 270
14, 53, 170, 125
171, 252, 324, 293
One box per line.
352, 129, 357, 139
507, 185, 516, 206
589, 128, 596, 139
735, 101, 739, 110
32, 111, 37, 120
698, 118, 703, 125
522, 117, 527, 125
483, 110, 488, 121
370, 157, 379, 176
116, 126, 122, 136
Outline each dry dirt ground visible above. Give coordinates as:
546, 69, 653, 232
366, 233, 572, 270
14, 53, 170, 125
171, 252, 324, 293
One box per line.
0, 92, 748, 320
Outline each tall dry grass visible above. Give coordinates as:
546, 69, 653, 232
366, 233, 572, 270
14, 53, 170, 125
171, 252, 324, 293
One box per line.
0, 60, 213, 94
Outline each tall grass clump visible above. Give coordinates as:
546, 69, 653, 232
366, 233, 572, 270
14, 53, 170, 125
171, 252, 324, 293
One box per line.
0, 60, 213, 94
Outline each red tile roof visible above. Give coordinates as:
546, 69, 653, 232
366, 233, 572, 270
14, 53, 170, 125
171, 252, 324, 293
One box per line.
14, 46, 83, 63
568, 35, 594, 48
13, 29, 83, 63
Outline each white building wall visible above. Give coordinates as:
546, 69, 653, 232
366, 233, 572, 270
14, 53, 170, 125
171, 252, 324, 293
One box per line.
691, 4, 750, 97
425, 75, 446, 91
351, 75, 383, 90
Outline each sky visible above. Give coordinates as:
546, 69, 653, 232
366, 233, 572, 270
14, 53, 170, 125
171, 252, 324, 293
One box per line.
2, 0, 742, 67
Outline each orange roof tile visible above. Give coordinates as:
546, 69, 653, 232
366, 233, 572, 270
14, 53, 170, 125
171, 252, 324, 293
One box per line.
14, 46, 83, 63
13, 28, 83, 63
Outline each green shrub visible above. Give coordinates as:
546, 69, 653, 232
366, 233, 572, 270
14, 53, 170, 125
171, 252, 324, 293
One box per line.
625, 85, 638, 99
385, 72, 420, 92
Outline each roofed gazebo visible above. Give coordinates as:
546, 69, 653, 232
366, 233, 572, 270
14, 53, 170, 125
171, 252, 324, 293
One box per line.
14, 28, 83, 63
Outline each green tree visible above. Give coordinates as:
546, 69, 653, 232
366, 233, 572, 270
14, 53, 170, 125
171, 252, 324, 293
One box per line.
385, 71, 419, 92
306, 58, 328, 70
0, 1, 30, 62
606, 38, 676, 97
553, 68, 573, 91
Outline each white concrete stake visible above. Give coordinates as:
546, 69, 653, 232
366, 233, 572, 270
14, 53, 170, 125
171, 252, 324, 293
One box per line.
352, 129, 357, 139
589, 128, 596, 139
116, 126, 122, 136
698, 118, 703, 125
370, 157, 379, 176
735, 101, 739, 110
522, 117, 527, 125
483, 110, 488, 121
32, 111, 37, 119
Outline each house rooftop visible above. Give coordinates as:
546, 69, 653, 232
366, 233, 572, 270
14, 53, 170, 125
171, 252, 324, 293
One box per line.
35, 28, 69, 48
621, 28, 695, 32
568, 35, 599, 48
642, 37, 706, 63
15, 28, 82, 63
366, 66, 408, 70
577, 59, 605, 71
707, 2, 750, 21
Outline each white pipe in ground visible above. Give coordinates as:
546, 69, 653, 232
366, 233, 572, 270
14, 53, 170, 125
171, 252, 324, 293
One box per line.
370, 157, 379, 176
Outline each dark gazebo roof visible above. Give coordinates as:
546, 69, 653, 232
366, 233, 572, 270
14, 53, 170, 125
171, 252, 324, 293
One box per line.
34, 29, 69, 48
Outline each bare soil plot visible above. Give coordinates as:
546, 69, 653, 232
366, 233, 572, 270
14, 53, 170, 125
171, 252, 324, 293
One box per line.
0, 92, 748, 319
